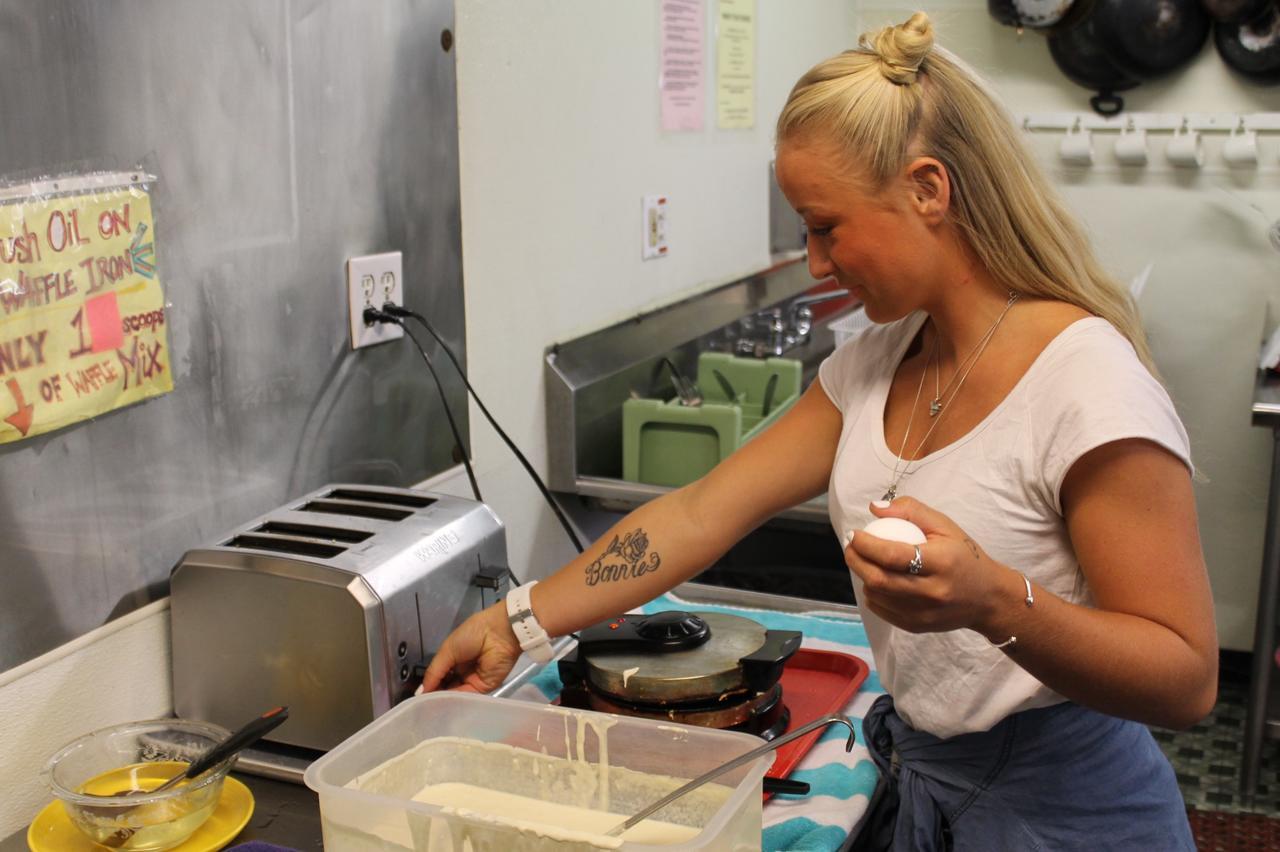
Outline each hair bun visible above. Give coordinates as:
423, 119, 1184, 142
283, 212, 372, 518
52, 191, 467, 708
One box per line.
860, 11, 934, 85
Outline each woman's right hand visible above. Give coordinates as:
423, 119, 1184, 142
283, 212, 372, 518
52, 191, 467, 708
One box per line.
420, 601, 522, 693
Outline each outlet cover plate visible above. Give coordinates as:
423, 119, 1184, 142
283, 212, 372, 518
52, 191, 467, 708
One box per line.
347, 251, 404, 349
642, 195, 668, 260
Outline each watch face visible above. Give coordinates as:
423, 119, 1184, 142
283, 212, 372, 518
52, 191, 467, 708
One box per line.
1013, 0, 1077, 26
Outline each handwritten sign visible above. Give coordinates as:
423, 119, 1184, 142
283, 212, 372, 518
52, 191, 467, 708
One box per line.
0, 184, 171, 443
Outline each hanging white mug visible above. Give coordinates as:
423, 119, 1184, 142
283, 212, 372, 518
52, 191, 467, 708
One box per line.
1114, 126, 1149, 166
1058, 123, 1094, 167
1165, 125, 1203, 169
1223, 125, 1259, 168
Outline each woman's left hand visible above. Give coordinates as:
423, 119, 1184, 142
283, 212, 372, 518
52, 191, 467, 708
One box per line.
846, 497, 1015, 635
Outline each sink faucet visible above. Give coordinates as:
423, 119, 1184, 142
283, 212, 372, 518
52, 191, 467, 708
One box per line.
734, 289, 851, 358
789, 290, 851, 336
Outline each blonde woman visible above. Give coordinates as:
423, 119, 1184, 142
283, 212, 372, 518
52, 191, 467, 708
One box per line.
424, 12, 1213, 849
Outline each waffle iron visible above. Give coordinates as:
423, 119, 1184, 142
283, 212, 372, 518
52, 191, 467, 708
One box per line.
557, 611, 802, 740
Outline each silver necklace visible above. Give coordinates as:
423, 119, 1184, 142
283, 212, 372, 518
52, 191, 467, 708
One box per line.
883, 293, 1019, 502
930, 292, 1020, 418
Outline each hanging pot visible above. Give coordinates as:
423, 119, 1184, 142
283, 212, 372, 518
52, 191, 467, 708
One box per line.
1215, 1, 1280, 81
1202, 0, 1272, 25
1090, 0, 1212, 78
1047, 15, 1142, 115
988, 0, 1088, 29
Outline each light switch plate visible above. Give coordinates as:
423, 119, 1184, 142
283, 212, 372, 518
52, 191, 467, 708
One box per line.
347, 251, 404, 349
642, 195, 668, 260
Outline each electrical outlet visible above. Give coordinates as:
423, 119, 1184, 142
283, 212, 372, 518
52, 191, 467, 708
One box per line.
642, 195, 668, 260
347, 251, 404, 349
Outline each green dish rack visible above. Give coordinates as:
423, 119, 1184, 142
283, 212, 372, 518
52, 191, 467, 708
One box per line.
622, 352, 802, 488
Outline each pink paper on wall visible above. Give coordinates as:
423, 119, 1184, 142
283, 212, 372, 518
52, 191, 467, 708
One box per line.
85, 292, 124, 353
661, 0, 705, 132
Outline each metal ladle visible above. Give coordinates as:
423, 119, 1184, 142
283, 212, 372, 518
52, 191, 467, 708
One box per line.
603, 714, 856, 838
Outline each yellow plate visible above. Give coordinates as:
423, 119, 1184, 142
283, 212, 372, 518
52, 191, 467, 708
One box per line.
27, 776, 255, 852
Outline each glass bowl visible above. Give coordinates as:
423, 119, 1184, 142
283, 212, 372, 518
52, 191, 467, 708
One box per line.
43, 718, 234, 852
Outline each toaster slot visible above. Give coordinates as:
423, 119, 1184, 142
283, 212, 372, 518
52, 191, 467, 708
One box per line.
253, 521, 374, 544
225, 534, 347, 558
322, 488, 437, 509
300, 500, 413, 522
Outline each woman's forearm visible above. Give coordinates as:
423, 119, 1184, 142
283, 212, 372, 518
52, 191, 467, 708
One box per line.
977, 565, 1217, 730
529, 484, 749, 637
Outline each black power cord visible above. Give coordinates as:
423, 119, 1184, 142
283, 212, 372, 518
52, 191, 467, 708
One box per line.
364, 307, 483, 504
376, 302, 585, 555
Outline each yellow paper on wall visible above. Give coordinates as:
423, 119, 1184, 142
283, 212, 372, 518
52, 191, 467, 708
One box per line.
0, 184, 172, 443
716, 0, 755, 129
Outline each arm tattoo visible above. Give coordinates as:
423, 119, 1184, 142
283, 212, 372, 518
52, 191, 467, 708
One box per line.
584, 528, 662, 586
964, 538, 981, 560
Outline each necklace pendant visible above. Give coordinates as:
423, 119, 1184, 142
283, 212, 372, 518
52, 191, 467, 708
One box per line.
882, 485, 896, 502
929, 398, 943, 417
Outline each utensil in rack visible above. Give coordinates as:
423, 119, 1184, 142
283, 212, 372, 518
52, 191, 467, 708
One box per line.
603, 714, 856, 838
659, 357, 702, 407
712, 369, 738, 403
761, 373, 779, 419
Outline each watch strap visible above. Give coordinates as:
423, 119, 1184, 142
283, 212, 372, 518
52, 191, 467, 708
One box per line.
506, 581, 554, 663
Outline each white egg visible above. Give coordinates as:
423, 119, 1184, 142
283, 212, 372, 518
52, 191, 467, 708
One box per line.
862, 517, 926, 545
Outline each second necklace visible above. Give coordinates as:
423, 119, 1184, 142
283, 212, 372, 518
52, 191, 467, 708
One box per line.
882, 292, 1019, 502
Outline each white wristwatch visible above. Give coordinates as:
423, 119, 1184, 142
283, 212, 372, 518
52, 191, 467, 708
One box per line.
506, 581, 554, 663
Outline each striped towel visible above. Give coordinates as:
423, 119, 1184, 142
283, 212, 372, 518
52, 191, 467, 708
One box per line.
512, 591, 884, 852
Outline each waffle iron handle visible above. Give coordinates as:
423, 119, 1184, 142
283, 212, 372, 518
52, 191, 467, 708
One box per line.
740, 630, 802, 692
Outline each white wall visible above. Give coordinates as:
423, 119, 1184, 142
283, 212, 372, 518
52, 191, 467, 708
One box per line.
854, 3, 1280, 650
450, 0, 854, 580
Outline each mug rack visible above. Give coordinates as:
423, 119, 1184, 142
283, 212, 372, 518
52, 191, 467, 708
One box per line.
1019, 112, 1280, 133
1018, 112, 1280, 169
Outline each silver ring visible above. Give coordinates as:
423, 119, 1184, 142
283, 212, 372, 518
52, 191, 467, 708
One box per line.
908, 545, 923, 575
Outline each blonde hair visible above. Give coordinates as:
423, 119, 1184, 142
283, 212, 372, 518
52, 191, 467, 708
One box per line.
776, 12, 1157, 376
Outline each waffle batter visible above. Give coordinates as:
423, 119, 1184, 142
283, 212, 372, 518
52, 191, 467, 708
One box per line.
411, 782, 700, 845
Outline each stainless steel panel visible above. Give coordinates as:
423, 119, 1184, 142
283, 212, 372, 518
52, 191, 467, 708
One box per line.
575, 475, 829, 525
769, 161, 805, 254
1255, 369, 1280, 423
0, 0, 466, 671
544, 257, 849, 495
170, 556, 379, 751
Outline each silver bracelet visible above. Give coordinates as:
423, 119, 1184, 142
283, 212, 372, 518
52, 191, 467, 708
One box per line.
988, 571, 1034, 652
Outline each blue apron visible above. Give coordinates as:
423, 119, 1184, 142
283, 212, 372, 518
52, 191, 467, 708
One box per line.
857, 694, 1195, 851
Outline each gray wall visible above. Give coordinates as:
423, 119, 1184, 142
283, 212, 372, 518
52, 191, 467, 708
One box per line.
0, 0, 467, 671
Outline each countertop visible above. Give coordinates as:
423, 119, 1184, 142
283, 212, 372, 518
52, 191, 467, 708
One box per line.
3, 584, 862, 851
1, 773, 322, 851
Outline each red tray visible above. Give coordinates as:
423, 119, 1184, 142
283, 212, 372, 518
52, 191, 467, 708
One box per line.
765, 648, 869, 799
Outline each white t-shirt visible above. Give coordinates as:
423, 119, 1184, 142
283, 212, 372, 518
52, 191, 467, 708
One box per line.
818, 312, 1192, 738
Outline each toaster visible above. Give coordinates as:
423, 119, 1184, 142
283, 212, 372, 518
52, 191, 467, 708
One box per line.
170, 484, 509, 751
